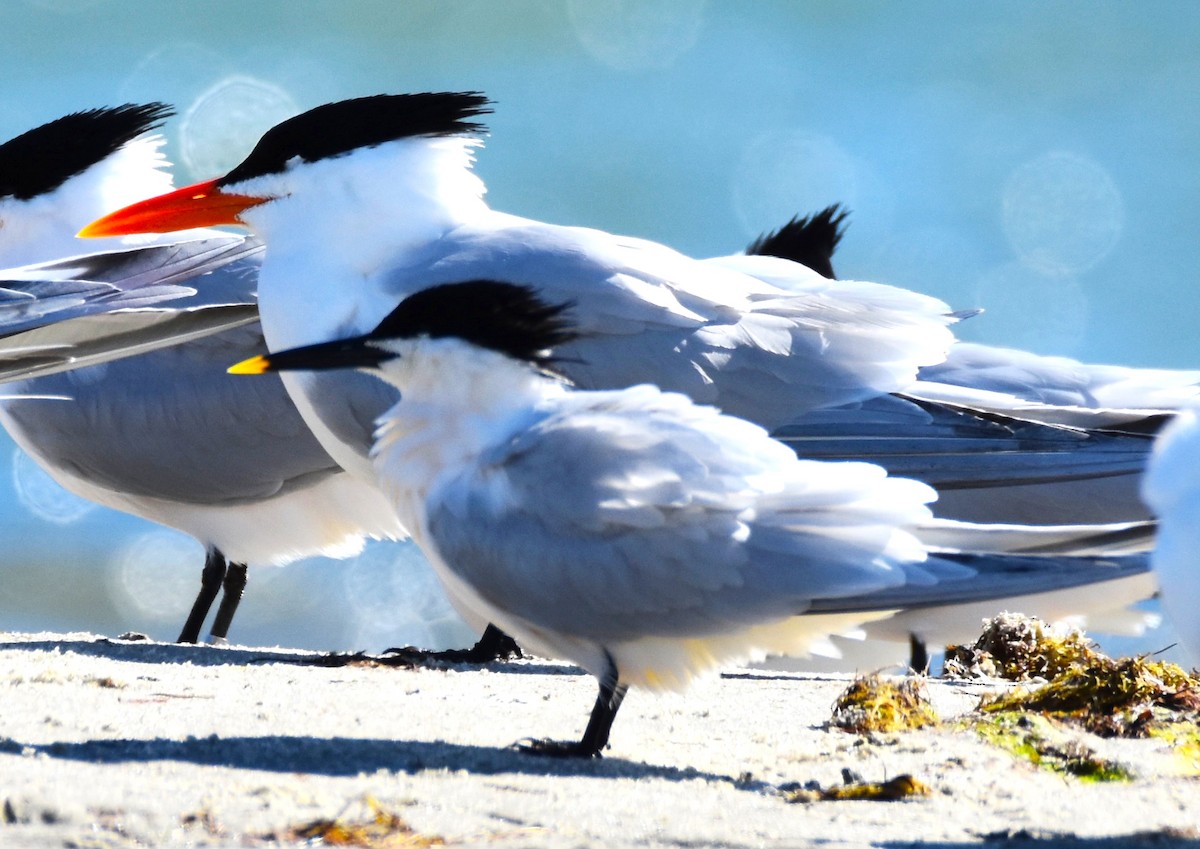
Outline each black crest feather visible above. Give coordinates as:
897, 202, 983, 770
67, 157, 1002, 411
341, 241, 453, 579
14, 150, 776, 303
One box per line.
373, 280, 578, 367
0, 103, 173, 201
744, 204, 848, 279
218, 92, 492, 186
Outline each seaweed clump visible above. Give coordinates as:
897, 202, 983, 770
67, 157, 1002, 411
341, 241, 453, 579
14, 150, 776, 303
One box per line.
944, 613, 1199, 738
783, 774, 931, 804
266, 797, 445, 847
942, 612, 1099, 681
944, 613, 1200, 779
830, 673, 939, 734
970, 711, 1135, 783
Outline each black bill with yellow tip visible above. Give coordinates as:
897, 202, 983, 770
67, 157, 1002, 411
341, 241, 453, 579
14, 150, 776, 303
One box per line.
227, 335, 395, 375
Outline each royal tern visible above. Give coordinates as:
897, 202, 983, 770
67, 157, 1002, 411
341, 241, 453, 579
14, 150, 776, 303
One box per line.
0, 104, 399, 642
751, 206, 1200, 432
735, 207, 1163, 527
230, 279, 1152, 755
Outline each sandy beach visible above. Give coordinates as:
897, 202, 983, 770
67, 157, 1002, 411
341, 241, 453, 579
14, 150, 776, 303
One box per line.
1, 630, 1197, 848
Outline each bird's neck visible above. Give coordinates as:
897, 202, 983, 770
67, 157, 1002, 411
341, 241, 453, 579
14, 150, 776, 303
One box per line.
250, 137, 491, 349
369, 340, 565, 527
250, 137, 488, 278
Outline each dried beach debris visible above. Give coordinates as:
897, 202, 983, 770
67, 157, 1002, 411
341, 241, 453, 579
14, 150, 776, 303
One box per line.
943, 612, 1100, 681
830, 673, 939, 734
979, 654, 1199, 734
264, 797, 444, 848
180, 807, 224, 838
783, 774, 931, 804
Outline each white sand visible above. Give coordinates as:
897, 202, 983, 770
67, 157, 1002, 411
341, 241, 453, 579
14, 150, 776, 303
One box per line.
0, 631, 1197, 848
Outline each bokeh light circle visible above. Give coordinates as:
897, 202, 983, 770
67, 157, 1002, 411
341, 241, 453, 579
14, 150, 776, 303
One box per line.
109, 528, 203, 623
1002, 150, 1125, 276
732, 130, 861, 239
341, 540, 474, 652
11, 448, 96, 525
180, 75, 299, 179
567, 0, 707, 72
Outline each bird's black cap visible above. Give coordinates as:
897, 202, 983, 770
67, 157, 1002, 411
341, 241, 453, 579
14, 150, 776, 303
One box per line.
217, 92, 492, 187
373, 279, 577, 367
0, 103, 174, 201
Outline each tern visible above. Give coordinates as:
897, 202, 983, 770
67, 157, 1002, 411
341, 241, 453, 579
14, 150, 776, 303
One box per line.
751, 206, 1199, 432
0, 104, 400, 643
229, 279, 1153, 756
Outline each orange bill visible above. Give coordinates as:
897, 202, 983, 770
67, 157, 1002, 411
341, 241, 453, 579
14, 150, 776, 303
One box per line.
78, 179, 268, 238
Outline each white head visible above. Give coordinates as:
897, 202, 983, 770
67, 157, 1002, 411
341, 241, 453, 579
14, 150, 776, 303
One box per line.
80, 92, 493, 266
0, 104, 175, 266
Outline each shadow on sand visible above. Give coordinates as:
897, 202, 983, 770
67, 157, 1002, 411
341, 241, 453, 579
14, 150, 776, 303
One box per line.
0, 635, 581, 677
4, 732, 767, 791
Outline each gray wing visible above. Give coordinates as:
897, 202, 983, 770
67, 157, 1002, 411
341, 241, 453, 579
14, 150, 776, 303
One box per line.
913, 518, 1156, 556
420, 385, 947, 643
0, 304, 259, 384
377, 219, 957, 430
0, 278, 189, 323
806, 551, 1151, 614
774, 393, 1156, 525
288, 367, 401, 463
0, 236, 263, 383
2, 320, 339, 505
917, 341, 1200, 428
1, 235, 262, 303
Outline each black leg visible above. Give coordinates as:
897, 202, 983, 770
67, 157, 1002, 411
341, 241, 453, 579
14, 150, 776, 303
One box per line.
383, 622, 524, 665
177, 549, 227, 643
909, 633, 930, 673
517, 665, 627, 759
208, 560, 249, 642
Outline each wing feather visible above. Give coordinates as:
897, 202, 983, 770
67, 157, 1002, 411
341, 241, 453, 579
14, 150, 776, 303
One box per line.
377, 220, 957, 430
422, 385, 937, 643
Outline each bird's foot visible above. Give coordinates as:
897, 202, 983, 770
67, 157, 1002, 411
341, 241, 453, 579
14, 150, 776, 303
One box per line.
512, 737, 603, 759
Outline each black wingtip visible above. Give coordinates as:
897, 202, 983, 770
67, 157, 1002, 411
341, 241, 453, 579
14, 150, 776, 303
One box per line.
0, 103, 174, 201
373, 280, 578, 369
744, 203, 849, 279
218, 91, 493, 187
